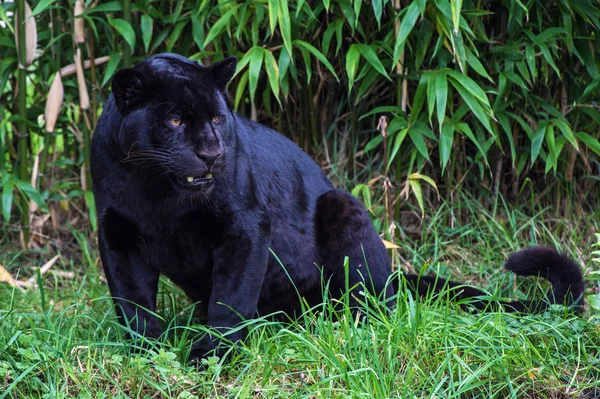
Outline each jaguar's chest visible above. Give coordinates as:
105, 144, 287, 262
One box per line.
136, 216, 217, 283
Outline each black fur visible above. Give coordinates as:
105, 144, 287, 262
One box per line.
400, 246, 585, 313
91, 53, 585, 363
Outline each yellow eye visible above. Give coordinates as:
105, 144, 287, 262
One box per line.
212, 115, 222, 124
169, 117, 182, 127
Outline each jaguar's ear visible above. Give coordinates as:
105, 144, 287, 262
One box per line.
112, 68, 145, 113
209, 56, 238, 90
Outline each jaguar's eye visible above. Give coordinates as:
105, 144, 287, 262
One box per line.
169, 117, 182, 127
212, 115, 222, 124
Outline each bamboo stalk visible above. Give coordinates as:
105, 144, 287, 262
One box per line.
75, 48, 90, 110
40, 7, 62, 178
15, 0, 30, 247
394, 0, 407, 221
74, 0, 85, 43
123, 0, 132, 67
74, 48, 92, 192
59, 56, 109, 77
15, 1, 36, 67
44, 72, 64, 133
564, 83, 577, 183
88, 37, 98, 128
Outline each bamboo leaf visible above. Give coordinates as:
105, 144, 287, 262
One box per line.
248, 47, 264, 103
426, 73, 436, 122
293, 40, 338, 81
2, 179, 14, 222
409, 73, 429, 126
364, 135, 383, 153
538, 43, 561, 77
440, 123, 454, 172
575, 132, 600, 157
346, 44, 360, 91
450, 28, 466, 73
85, 191, 97, 232
108, 17, 135, 53
141, 15, 153, 54
167, 21, 187, 52
267, 0, 279, 36
277, 0, 293, 57
552, 119, 579, 151
15, 181, 48, 213
409, 172, 440, 198
372, 0, 383, 27
408, 178, 425, 217
361, 185, 371, 209
203, 5, 240, 47
447, 70, 490, 107
263, 49, 280, 104
536, 27, 567, 43
435, 72, 448, 130
389, 127, 409, 168
497, 113, 516, 167
192, 14, 205, 50
545, 123, 557, 174
31, 0, 56, 16
234, 70, 249, 110
465, 48, 493, 82
81, 1, 122, 14
450, 0, 462, 33
298, 45, 312, 83
455, 122, 489, 165
356, 44, 390, 80
408, 127, 431, 162
531, 121, 548, 164
449, 77, 493, 134
102, 52, 121, 87
340, 0, 356, 31
393, 1, 421, 66
525, 45, 536, 81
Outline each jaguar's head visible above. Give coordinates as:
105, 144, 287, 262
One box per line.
111, 53, 237, 194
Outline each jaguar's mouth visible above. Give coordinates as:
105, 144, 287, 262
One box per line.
173, 173, 214, 189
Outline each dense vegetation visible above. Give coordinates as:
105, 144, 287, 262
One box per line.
1, 0, 599, 397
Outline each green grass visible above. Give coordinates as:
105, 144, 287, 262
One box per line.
1, 198, 599, 399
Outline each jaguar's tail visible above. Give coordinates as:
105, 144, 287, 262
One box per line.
400, 246, 585, 313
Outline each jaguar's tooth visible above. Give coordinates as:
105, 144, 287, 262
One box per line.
205, 173, 213, 179
187, 176, 194, 182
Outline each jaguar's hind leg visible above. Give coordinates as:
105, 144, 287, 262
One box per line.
314, 189, 394, 308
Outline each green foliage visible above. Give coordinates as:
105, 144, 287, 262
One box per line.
1, 0, 600, 240
1, 202, 599, 397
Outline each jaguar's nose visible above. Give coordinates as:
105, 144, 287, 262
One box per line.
196, 151, 222, 170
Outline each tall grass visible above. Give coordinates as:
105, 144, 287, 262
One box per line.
1, 1, 599, 246
0, 198, 598, 398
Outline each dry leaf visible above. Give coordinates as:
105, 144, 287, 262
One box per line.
45, 72, 64, 132
15, 1, 37, 67
0, 263, 17, 288
75, 48, 90, 110
382, 239, 400, 249
18, 254, 61, 288
74, 0, 85, 44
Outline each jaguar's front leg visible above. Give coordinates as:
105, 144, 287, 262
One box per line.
188, 214, 271, 363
